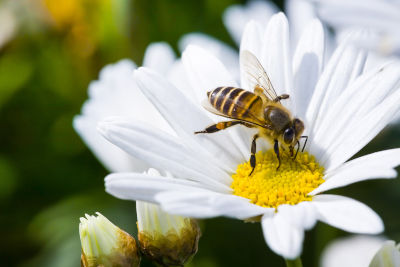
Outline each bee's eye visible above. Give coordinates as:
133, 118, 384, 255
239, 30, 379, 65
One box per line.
283, 128, 295, 144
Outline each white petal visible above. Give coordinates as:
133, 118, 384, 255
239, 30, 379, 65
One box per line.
277, 202, 317, 230
311, 149, 400, 195
105, 172, 210, 203
313, 60, 400, 160
74, 116, 145, 172
178, 33, 240, 83
182, 45, 238, 102
262, 213, 304, 259
74, 59, 172, 172
292, 19, 324, 120
286, 0, 316, 46
240, 20, 263, 90
306, 31, 367, 137
316, 65, 400, 170
314, 0, 400, 33
97, 117, 232, 191
182, 45, 251, 160
134, 66, 244, 172
312, 195, 384, 234
261, 13, 294, 110
155, 190, 273, 219
143, 42, 176, 75
239, 20, 263, 60
166, 59, 195, 101
223, 1, 278, 45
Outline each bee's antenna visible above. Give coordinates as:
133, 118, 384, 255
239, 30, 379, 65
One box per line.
301, 136, 308, 152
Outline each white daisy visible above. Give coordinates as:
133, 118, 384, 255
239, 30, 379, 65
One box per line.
310, 0, 400, 56
100, 14, 400, 260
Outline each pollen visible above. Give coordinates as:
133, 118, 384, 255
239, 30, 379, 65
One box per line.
231, 150, 325, 209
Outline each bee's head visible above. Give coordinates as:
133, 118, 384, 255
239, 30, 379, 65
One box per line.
283, 118, 304, 145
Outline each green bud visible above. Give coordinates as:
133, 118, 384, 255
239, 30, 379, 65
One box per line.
136, 201, 200, 267
370, 240, 400, 267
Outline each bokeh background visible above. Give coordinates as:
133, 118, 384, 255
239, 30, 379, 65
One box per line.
0, 0, 399, 266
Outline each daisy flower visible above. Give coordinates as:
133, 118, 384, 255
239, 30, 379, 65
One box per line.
100, 13, 400, 260
309, 0, 400, 56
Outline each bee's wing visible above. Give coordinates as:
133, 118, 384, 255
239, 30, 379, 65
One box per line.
201, 99, 265, 128
240, 50, 279, 101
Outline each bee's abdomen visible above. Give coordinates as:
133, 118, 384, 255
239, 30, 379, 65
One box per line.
207, 86, 260, 116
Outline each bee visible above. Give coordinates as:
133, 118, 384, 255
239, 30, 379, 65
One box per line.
194, 50, 307, 175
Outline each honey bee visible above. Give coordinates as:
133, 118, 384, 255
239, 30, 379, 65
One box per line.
195, 50, 307, 174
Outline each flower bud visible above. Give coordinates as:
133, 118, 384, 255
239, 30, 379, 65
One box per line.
79, 212, 140, 267
370, 240, 400, 267
136, 201, 200, 266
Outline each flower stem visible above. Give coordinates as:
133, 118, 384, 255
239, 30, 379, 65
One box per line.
285, 258, 303, 267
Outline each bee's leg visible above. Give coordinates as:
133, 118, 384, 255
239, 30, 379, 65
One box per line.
300, 135, 308, 152
274, 139, 281, 170
249, 134, 259, 176
289, 145, 294, 157
273, 94, 290, 102
294, 141, 300, 160
194, 121, 242, 134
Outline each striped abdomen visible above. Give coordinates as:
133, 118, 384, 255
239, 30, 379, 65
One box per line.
207, 86, 262, 118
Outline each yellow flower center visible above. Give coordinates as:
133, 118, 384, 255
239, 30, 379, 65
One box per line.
231, 150, 325, 209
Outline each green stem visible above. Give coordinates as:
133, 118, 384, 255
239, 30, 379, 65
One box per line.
285, 257, 303, 267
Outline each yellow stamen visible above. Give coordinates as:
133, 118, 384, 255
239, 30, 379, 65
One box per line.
231, 150, 325, 209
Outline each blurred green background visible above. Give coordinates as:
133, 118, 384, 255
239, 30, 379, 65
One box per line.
0, 0, 399, 266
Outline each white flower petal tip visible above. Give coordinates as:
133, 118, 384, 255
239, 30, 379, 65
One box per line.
262, 214, 304, 259
310, 149, 400, 195
313, 195, 384, 234
104, 172, 205, 204
143, 42, 175, 75
260, 12, 293, 107
182, 44, 238, 90
223, 0, 278, 45
178, 33, 240, 82
96, 118, 119, 140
